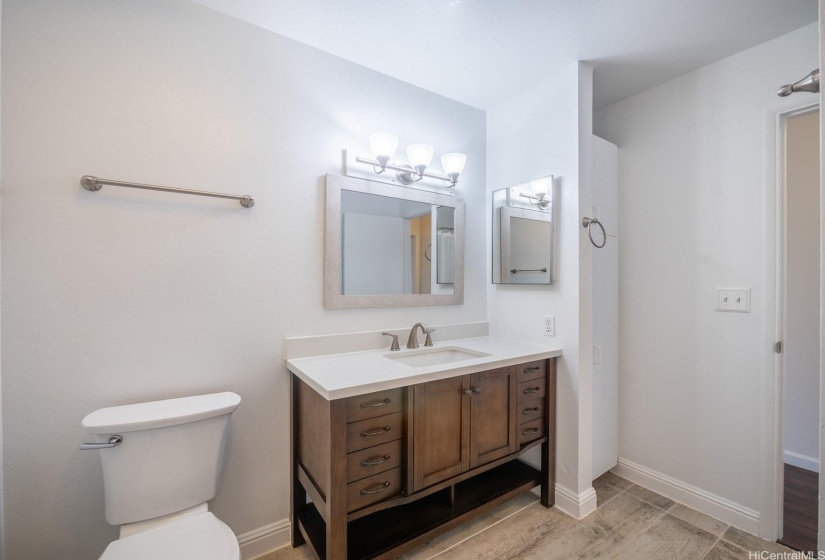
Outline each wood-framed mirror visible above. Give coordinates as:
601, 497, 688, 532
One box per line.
324, 174, 465, 309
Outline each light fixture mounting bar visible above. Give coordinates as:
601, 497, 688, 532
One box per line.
355, 156, 451, 183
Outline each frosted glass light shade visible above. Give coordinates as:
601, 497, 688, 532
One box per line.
369, 133, 398, 159
441, 153, 467, 175
407, 144, 434, 168
529, 177, 552, 196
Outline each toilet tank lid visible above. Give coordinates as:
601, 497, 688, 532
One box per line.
82, 392, 241, 434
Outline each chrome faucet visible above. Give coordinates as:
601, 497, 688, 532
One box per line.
406, 323, 435, 349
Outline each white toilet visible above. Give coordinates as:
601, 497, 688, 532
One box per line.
81, 392, 242, 560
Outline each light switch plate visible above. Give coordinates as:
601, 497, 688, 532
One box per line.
717, 288, 751, 313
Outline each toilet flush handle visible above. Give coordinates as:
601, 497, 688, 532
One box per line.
80, 435, 123, 450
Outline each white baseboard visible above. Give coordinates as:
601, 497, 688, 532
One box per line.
784, 450, 820, 473
238, 518, 291, 560
613, 458, 759, 535
554, 483, 598, 519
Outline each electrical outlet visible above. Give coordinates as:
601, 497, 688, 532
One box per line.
543, 316, 555, 336
716, 288, 751, 313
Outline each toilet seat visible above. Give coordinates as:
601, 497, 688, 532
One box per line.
99, 512, 240, 560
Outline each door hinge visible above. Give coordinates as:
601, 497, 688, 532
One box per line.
775, 341, 782, 354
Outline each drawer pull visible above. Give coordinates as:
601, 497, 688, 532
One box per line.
360, 454, 391, 467
522, 407, 541, 415
360, 426, 391, 437
360, 398, 391, 408
522, 427, 539, 436
523, 386, 540, 394
360, 481, 391, 495
523, 366, 541, 373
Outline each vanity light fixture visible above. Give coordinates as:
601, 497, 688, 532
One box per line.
441, 153, 467, 185
356, 134, 467, 187
368, 133, 399, 173
520, 176, 553, 210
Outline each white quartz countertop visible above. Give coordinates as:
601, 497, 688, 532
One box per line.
286, 336, 562, 400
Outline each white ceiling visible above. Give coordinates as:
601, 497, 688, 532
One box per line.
191, 0, 818, 110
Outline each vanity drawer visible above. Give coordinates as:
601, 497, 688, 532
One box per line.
519, 360, 546, 382
519, 417, 545, 445
346, 412, 403, 453
519, 398, 545, 424
346, 439, 403, 482
346, 388, 404, 423
347, 467, 402, 512
519, 377, 546, 401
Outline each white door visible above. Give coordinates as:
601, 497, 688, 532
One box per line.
592, 135, 619, 479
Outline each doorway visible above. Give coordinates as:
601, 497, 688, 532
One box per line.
779, 107, 820, 552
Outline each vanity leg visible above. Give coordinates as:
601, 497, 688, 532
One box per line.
326, 398, 348, 560
541, 358, 557, 508
290, 374, 306, 547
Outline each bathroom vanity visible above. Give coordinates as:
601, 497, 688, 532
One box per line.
287, 337, 560, 560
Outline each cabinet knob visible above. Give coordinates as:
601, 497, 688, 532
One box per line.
471, 387, 482, 395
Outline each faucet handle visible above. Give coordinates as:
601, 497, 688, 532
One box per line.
382, 332, 400, 351
424, 328, 435, 347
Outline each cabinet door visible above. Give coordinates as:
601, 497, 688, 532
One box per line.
412, 375, 470, 491
469, 366, 518, 468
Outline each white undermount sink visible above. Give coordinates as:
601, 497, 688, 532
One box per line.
385, 346, 491, 368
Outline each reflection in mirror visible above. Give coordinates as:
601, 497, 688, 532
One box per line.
492, 179, 554, 285
325, 174, 465, 309
340, 191, 455, 296
436, 207, 455, 285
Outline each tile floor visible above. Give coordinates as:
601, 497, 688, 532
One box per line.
263, 472, 799, 560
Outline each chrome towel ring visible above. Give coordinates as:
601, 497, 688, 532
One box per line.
582, 217, 606, 248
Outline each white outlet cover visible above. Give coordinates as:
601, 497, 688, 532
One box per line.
543, 315, 555, 336
716, 288, 751, 313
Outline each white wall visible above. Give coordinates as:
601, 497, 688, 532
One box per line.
784, 110, 821, 473
0, 0, 4, 555
591, 135, 619, 479
0, 1, 486, 558
594, 23, 819, 525
819, 6, 825, 550
487, 62, 596, 514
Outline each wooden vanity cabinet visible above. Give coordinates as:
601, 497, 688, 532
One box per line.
411, 367, 518, 492
290, 357, 556, 560
468, 366, 519, 469
411, 376, 469, 490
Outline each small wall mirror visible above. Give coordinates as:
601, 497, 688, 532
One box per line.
325, 174, 464, 308
492, 176, 555, 285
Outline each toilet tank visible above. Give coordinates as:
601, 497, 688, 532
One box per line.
82, 392, 241, 526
